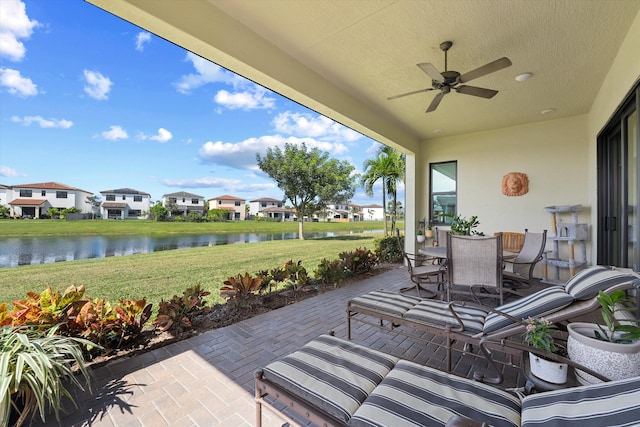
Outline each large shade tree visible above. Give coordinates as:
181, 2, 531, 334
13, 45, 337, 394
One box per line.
361, 146, 405, 235
256, 142, 357, 239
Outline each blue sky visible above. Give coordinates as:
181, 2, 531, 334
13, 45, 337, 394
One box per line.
0, 0, 396, 206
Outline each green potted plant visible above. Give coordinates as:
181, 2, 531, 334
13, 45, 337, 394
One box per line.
567, 286, 640, 384
0, 325, 96, 427
523, 317, 568, 384
425, 225, 434, 239
416, 229, 425, 243
439, 213, 485, 236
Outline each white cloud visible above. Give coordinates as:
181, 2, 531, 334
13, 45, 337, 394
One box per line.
0, 165, 20, 177
161, 176, 276, 192
149, 128, 172, 143
83, 69, 112, 100
100, 125, 128, 140
175, 52, 275, 111
273, 112, 362, 142
366, 140, 382, 155
11, 115, 72, 128
198, 135, 348, 170
0, 67, 37, 96
135, 32, 151, 51
0, 0, 40, 61
174, 52, 236, 94
214, 87, 275, 110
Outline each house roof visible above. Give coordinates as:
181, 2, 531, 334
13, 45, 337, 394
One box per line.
10, 181, 92, 194
261, 206, 293, 213
209, 194, 245, 201
100, 188, 151, 196
87, 0, 640, 147
101, 202, 127, 208
9, 198, 46, 206
251, 197, 283, 203
163, 191, 204, 199
361, 204, 383, 209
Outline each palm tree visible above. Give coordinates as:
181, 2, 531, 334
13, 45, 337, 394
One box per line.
361, 146, 405, 235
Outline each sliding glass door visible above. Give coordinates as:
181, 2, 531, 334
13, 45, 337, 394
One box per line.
597, 82, 640, 270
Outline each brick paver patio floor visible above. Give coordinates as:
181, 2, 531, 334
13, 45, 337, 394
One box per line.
34, 266, 534, 427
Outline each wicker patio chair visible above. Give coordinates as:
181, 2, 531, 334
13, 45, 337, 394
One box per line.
495, 231, 525, 253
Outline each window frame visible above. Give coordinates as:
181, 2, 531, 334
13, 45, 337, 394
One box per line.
429, 160, 458, 225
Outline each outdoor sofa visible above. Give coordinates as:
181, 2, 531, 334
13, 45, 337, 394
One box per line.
346, 265, 639, 375
254, 333, 640, 427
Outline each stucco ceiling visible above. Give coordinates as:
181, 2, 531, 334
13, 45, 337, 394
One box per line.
87, 0, 640, 151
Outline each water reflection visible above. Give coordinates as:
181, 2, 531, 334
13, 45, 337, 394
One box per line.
0, 230, 378, 268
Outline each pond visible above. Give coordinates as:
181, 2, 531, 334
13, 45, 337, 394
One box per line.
0, 230, 381, 268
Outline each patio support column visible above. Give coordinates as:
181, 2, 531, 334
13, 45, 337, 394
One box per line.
404, 152, 422, 254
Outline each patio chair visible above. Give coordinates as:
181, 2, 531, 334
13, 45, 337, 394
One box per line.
503, 229, 547, 288
255, 333, 640, 427
396, 228, 445, 298
494, 231, 525, 253
445, 233, 504, 304
434, 226, 449, 248
347, 266, 639, 376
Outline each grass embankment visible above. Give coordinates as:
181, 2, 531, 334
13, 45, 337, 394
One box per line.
0, 234, 386, 309
0, 219, 390, 236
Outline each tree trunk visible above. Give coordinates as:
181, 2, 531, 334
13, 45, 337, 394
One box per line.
298, 219, 305, 239
382, 183, 388, 235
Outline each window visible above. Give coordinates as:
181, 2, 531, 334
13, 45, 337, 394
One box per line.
182, 198, 185, 203
122, 195, 126, 200
128, 209, 141, 217
234, 201, 241, 206
134, 195, 142, 202
192, 198, 199, 204
41, 190, 46, 196
169, 198, 176, 203
106, 194, 115, 201
218, 200, 222, 205
261, 203, 267, 207
56, 191, 68, 199
19, 190, 32, 197
430, 161, 457, 224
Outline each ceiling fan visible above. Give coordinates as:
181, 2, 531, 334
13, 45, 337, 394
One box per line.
388, 41, 512, 112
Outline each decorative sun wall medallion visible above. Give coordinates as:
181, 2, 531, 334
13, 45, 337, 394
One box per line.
502, 172, 529, 196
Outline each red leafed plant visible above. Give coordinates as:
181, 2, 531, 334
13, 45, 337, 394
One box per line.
153, 284, 210, 333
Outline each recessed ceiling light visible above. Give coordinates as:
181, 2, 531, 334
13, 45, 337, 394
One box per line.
541, 108, 556, 115
515, 72, 533, 82
434, 129, 443, 134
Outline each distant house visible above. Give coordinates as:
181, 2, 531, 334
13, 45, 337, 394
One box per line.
6, 182, 93, 219
249, 197, 294, 221
361, 203, 384, 221
163, 191, 206, 217
208, 194, 246, 220
100, 188, 151, 219
0, 184, 8, 208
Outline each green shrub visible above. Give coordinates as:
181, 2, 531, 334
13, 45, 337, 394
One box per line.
374, 235, 402, 263
314, 258, 348, 285
339, 248, 378, 275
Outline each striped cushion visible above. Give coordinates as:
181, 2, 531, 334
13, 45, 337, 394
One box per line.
521, 375, 640, 426
262, 334, 399, 423
349, 360, 521, 427
349, 291, 422, 317
483, 286, 573, 334
404, 300, 489, 334
564, 266, 637, 300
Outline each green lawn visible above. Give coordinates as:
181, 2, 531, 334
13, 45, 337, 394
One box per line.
0, 219, 393, 236
0, 233, 387, 310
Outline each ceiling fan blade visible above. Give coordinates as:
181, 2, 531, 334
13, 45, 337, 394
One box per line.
417, 63, 444, 82
387, 88, 433, 100
426, 92, 445, 112
456, 85, 498, 98
458, 57, 512, 83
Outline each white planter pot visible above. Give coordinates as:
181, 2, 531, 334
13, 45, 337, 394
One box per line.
416, 235, 425, 243
528, 352, 568, 384
567, 322, 640, 384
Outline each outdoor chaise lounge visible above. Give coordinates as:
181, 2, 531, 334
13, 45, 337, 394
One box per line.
346, 266, 639, 375
254, 333, 640, 427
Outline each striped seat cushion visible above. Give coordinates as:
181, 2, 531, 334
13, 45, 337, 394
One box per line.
483, 286, 573, 334
261, 334, 399, 423
403, 300, 489, 334
349, 359, 521, 427
564, 265, 638, 300
349, 291, 422, 317
521, 375, 640, 426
